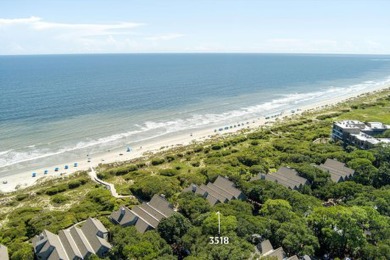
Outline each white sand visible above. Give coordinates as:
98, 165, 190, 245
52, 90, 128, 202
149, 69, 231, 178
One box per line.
1, 84, 389, 193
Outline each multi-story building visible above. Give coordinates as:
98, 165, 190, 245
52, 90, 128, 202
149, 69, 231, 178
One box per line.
332, 120, 390, 149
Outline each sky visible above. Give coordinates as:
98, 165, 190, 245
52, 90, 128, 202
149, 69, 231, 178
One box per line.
1, 0, 390, 55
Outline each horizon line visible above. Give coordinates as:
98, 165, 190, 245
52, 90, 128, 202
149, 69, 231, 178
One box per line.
1, 51, 390, 57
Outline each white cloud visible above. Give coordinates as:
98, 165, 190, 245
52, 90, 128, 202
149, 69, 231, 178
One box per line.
0, 16, 144, 35
32, 20, 143, 32
146, 33, 184, 41
0, 16, 41, 25
0, 16, 148, 54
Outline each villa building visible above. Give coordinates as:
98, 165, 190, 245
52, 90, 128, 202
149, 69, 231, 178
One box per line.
183, 176, 245, 206
317, 158, 355, 183
32, 218, 111, 259
110, 194, 175, 233
254, 239, 308, 260
252, 166, 309, 190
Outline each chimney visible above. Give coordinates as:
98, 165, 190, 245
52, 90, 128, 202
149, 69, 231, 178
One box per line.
118, 207, 125, 222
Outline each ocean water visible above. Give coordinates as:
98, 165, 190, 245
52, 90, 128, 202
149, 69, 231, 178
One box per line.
1, 53, 390, 177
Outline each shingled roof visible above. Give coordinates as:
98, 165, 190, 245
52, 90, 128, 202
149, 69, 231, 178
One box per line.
110, 194, 175, 233
258, 239, 286, 260
256, 239, 301, 260
258, 167, 308, 190
317, 158, 355, 182
32, 218, 111, 260
0, 244, 9, 260
183, 176, 245, 206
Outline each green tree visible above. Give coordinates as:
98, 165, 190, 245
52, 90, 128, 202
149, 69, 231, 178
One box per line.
110, 226, 172, 259
9, 241, 34, 260
275, 220, 319, 256
373, 162, 390, 188
308, 206, 369, 258
178, 192, 211, 222
202, 212, 238, 236
259, 199, 295, 223
157, 213, 192, 245
347, 158, 378, 185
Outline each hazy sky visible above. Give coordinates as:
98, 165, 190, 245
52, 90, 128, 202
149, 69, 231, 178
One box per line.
1, 0, 389, 55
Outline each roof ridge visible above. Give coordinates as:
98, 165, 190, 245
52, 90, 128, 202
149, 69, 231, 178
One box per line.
61, 229, 83, 259
131, 207, 158, 228
207, 182, 235, 198
145, 202, 169, 218
76, 226, 95, 254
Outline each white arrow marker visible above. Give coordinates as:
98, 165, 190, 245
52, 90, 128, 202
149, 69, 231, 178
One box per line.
216, 211, 221, 236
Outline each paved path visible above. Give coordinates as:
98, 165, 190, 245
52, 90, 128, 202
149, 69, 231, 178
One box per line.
89, 165, 135, 199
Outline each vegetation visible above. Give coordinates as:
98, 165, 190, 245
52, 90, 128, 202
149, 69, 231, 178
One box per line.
0, 89, 389, 259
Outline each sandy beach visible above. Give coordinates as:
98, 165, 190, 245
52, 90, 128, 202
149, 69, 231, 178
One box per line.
1, 84, 389, 193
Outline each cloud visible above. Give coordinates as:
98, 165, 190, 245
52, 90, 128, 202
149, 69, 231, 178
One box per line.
0, 16, 148, 54
0, 16, 144, 35
0, 16, 41, 25
32, 20, 143, 32
146, 33, 184, 41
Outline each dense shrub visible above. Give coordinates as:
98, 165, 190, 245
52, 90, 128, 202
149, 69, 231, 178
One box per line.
151, 158, 165, 165
165, 155, 176, 162
45, 184, 68, 195
130, 176, 180, 200
51, 194, 68, 204
211, 143, 223, 150
159, 168, 178, 176
68, 178, 88, 189
15, 193, 29, 201
316, 112, 342, 120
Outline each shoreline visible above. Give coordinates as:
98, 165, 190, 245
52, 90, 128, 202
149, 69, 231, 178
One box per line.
1, 84, 389, 193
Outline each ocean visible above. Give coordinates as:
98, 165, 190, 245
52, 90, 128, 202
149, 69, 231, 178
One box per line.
1, 53, 390, 177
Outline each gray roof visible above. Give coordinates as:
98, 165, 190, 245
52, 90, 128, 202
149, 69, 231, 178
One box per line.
259, 239, 286, 260
288, 255, 299, 260
32, 218, 111, 260
110, 194, 175, 234
148, 194, 175, 217
81, 218, 112, 253
132, 205, 160, 228
264, 167, 308, 190
259, 239, 273, 254
201, 184, 228, 204
0, 244, 9, 260
183, 176, 244, 206
110, 206, 138, 226
318, 159, 355, 182
58, 230, 83, 259
267, 247, 286, 260
69, 226, 94, 258
135, 218, 153, 233
32, 230, 69, 260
